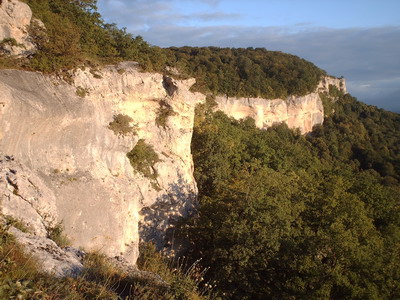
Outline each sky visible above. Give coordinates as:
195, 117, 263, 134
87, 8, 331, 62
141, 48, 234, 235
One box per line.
97, 0, 400, 112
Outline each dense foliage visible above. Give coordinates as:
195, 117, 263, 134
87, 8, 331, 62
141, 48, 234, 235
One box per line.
1, 1, 325, 99
165, 47, 325, 98
180, 94, 400, 299
20, 0, 157, 72
127, 139, 160, 180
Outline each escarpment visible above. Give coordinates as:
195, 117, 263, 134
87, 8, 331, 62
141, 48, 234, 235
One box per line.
0, 1, 348, 270
0, 63, 204, 264
0, 65, 346, 269
215, 76, 347, 134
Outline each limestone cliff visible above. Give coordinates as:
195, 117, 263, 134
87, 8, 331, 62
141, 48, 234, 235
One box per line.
0, 62, 204, 264
0, 65, 348, 274
0, 0, 350, 277
215, 76, 347, 134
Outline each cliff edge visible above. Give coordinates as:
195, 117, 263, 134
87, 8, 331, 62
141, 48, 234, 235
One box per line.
215, 76, 347, 134
0, 63, 204, 265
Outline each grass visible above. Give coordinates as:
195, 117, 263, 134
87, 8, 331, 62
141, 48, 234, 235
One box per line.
0, 221, 211, 299
137, 242, 213, 300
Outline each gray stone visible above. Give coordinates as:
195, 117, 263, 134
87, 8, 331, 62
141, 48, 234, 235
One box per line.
0, 64, 204, 264
8, 226, 84, 277
0, 0, 36, 56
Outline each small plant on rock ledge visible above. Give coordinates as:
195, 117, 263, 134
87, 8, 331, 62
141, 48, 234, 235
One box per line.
47, 222, 71, 248
0, 38, 23, 49
76, 86, 90, 98
108, 114, 137, 136
3, 215, 30, 233
127, 139, 160, 180
155, 100, 177, 129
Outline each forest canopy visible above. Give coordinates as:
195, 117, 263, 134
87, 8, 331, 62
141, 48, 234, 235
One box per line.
180, 93, 400, 299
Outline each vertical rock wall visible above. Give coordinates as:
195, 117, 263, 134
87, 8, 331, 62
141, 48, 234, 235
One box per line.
215, 76, 347, 134
0, 63, 204, 263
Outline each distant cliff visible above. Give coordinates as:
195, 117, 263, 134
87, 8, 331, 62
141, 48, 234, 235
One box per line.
215, 76, 347, 134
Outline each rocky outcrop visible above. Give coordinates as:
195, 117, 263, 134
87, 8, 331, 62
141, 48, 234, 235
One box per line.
8, 226, 85, 277
0, 62, 204, 265
215, 76, 347, 134
0, 0, 36, 56
0, 154, 84, 277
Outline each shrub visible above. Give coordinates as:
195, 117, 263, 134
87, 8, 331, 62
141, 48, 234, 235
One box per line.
108, 114, 137, 136
3, 216, 30, 233
0, 38, 19, 47
127, 139, 160, 179
155, 100, 176, 128
76, 86, 89, 98
328, 84, 343, 98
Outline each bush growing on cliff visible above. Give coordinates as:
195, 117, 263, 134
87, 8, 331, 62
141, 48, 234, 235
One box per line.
127, 139, 160, 179
155, 100, 177, 128
46, 222, 71, 248
108, 113, 137, 136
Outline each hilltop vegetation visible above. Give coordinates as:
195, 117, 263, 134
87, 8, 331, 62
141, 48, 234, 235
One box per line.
166, 47, 325, 98
2, 0, 325, 99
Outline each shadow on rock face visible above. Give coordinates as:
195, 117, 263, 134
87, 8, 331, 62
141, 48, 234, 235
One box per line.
139, 174, 197, 256
162, 76, 178, 97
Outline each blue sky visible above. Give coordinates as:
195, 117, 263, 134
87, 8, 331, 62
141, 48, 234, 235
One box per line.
98, 0, 400, 112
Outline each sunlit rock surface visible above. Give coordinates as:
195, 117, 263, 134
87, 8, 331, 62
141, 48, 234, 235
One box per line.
0, 63, 204, 264
216, 76, 347, 134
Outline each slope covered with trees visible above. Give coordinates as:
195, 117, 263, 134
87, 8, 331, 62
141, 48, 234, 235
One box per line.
179, 93, 400, 299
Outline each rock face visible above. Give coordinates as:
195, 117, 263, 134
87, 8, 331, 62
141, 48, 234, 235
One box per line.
215, 76, 347, 134
0, 0, 36, 56
0, 62, 204, 264
0, 154, 84, 277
